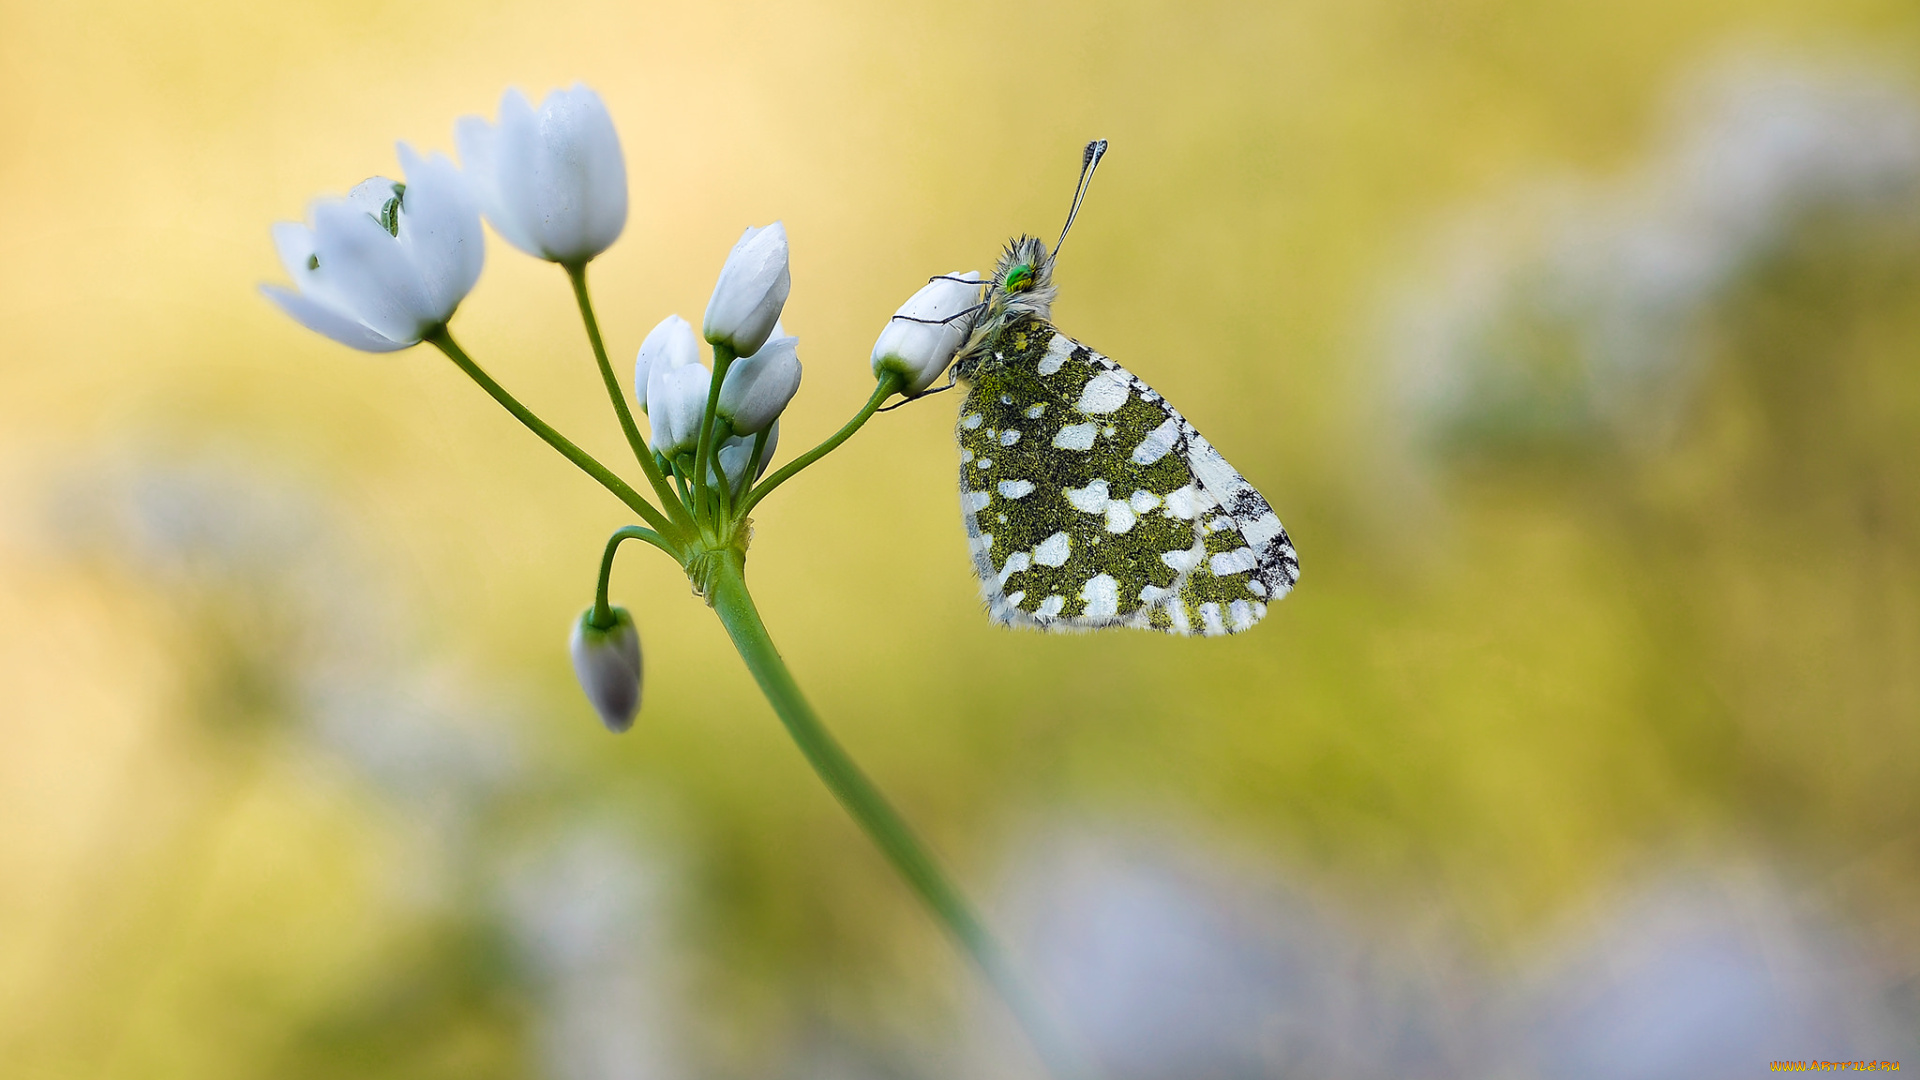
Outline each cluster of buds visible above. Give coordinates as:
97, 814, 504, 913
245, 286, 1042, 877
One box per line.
262, 82, 984, 736
636, 225, 800, 489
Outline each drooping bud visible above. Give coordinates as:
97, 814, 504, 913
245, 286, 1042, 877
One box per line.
871, 271, 982, 395
703, 222, 790, 357
634, 314, 701, 414
716, 333, 800, 435
569, 606, 642, 733
647, 360, 712, 459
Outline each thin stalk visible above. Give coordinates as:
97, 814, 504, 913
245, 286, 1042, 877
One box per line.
427, 329, 680, 539
690, 344, 735, 524
735, 427, 770, 503
592, 526, 675, 628
738, 375, 898, 519
706, 555, 1087, 1080
565, 263, 688, 525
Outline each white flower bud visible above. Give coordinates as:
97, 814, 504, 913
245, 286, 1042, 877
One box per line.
456, 84, 628, 265
871, 271, 982, 395
570, 606, 642, 733
703, 222, 790, 357
711, 421, 780, 488
716, 333, 801, 435
647, 359, 712, 459
633, 314, 701, 415
263, 145, 485, 352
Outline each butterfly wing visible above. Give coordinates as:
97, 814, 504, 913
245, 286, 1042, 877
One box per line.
957, 322, 1298, 635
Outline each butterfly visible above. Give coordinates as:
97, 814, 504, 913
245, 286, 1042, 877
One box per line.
941, 140, 1299, 635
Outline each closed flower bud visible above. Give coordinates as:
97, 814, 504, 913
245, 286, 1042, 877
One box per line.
457, 84, 628, 265
703, 222, 790, 357
716, 333, 800, 435
570, 606, 642, 732
711, 421, 780, 488
634, 314, 701, 415
871, 271, 982, 395
647, 359, 712, 459
263, 145, 485, 352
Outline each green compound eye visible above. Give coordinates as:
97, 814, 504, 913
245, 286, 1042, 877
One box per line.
1004, 264, 1035, 292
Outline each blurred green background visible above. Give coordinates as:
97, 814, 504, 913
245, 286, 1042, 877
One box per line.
2, 0, 1917, 1077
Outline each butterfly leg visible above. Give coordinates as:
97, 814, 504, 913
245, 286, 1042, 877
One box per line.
889, 302, 987, 327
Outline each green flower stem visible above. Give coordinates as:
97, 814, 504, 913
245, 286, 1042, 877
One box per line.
565, 264, 688, 525
705, 553, 1086, 1079
737, 374, 900, 520
427, 328, 680, 541
690, 344, 736, 526
736, 427, 770, 501
591, 526, 673, 628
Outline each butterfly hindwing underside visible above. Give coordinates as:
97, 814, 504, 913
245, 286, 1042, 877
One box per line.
958, 319, 1298, 635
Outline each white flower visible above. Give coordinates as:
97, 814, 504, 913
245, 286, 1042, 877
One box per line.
263, 146, 484, 351
570, 607, 642, 732
703, 222, 790, 357
712, 420, 780, 488
716, 332, 800, 435
633, 314, 701, 414
456, 85, 628, 265
871, 271, 982, 395
647, 359, 712, 458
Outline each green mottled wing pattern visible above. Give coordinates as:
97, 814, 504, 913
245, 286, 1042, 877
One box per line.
956, 319, 1298, 635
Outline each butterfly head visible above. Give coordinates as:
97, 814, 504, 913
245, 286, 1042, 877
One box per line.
991, 235, 1057, 319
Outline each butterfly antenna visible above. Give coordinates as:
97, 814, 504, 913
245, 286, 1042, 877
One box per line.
1050, 138, 1108, 264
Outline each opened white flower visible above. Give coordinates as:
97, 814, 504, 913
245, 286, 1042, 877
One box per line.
457, 85, 628, 266
570, 607, 642, 732
717, 331, 800, 435
264, 146, 484, 352
703, 222, 790, 357
633, 314, 701, 415
872, 271, 982, 395
647, 359, 712, 458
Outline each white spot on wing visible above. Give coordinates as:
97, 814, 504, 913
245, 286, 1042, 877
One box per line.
1163, 484, 1215, 520
1033, 531, 1071, 567
1081, 574, 1119, 619
962, 490, 990, 513
1036, 595, 1066, 618
1037, 340, 1070, 375
1200, 602, 1226, 636
1104, 500, 1137, 534
999, 429, 1021, 446
961, 448, 974, 464
1130, 418, 1180, 465
1161, 546, 1202, 573
1186, 436, 1246, 501
1229, 600, 1255, 631
1023, 403, 1046, 419
1005, 590, 1025, 607
1076, 372, 1130, 414
1240, 511, 1285, 549
997, 551, 1031, 584
997, 479, 1035, 499
1129, 490, 1162, 513
1210, 547, 1258, 575
962, 413, 983, 430
1065, 479, 1110, 513
1053, 422, 1098, 451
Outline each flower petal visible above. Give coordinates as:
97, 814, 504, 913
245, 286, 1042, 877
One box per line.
310, 196, 436, 343
396, 143, 484, 325
261, 284, 410, 352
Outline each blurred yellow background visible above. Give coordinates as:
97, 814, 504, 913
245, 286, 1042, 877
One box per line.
2, 0, 1917, 1076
